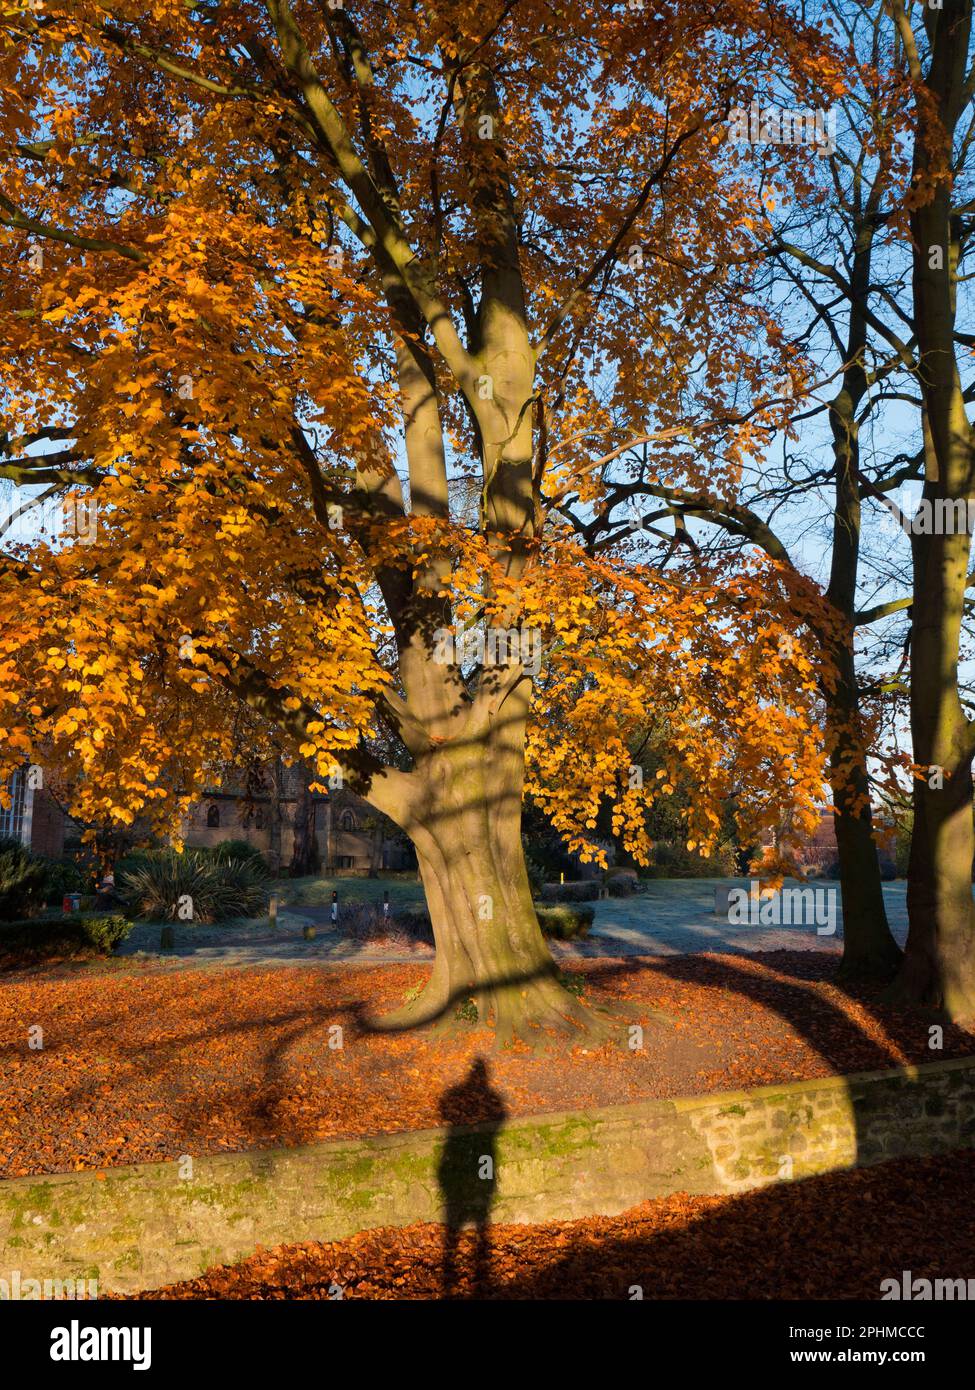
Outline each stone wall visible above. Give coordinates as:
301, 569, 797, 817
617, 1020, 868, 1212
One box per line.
2, 1055, 973, 1295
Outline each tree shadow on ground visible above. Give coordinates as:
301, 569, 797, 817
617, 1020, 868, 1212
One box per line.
583, 949, 973, 1075
4, 941, 973, 1183
437, 1148, 975, 1300
417, 951, 975, 1298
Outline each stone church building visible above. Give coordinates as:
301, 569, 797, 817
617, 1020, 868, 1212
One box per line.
181, 764, 414, 874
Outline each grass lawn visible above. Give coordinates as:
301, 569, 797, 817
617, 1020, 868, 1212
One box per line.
277, 874, 425, 910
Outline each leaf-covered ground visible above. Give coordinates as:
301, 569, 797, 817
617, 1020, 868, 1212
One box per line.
123, 1150, 975, 1300
1, 950, 972, 1179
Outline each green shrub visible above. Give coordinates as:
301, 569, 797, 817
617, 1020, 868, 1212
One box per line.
76, 914, 132, 951
118, 849, 269, 923
40, 857, 88, 904
643, 839, 738, 878
539, 880, 599, 904
607, 875, 636, 897
210, 839, 269, 870
0, 913, 131, 961
395, 905, 435, 943
556, 968, 586, 998
535, 903, 594, 939
115, 848, 164, 880
0, 836, 47, 921
455, 995, 478, 1023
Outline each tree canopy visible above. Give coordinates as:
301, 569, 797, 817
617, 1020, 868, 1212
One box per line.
0, 1, 867, 1035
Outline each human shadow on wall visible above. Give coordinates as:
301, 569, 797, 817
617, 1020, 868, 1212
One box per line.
437, 1057, 507, 1298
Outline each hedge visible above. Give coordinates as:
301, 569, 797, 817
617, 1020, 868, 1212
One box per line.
539, 880, 600, 904
336, 901, 594, 942
0, 914, 132, 959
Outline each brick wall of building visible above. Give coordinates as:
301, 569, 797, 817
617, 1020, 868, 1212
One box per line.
28, 788, 64, 858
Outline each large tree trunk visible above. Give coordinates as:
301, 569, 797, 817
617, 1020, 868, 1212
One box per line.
266, 32, 599, 1040
903, 749, 975, 1017
896, 520, 975, 1016
893, 0, 975, 1018
368, 817, 383, 877
820, 188, 901, 982
826, 647, 902, 981
373, 697, 602, 1045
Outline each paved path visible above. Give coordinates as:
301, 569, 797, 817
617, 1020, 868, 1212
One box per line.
114, 878, 914, 969
572, 878, 910, 957
114, 910, 422, 968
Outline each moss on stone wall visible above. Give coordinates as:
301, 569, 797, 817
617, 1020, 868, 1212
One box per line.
2, 1054, 974, 1294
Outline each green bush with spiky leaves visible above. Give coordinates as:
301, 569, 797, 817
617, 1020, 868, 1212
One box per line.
118, 849, 269, 923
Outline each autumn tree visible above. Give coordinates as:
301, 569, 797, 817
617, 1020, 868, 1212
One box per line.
0, 0, 834, 1040
567, 0, 921, 981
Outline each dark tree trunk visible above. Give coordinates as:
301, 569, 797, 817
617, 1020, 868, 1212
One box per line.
818, 182, 902, 982
290, 764, 320, 877
826, 647, 901, 981
895, 516, 975, 1016
900, 707, 975, 1015
267, 756, 284, 877
892, 0, 975, 1018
